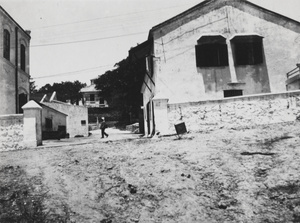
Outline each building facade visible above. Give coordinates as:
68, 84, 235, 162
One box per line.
0, 6, 31, 115
80, 78, 108, 108
139, 0, 300, 135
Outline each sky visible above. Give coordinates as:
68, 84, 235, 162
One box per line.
1, 0, 300, 88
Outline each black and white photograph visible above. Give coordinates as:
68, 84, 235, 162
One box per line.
1, 0, 300, 222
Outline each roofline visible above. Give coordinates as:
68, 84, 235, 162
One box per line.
148, 0, 300, 39
49, 100, 86, 107
0, 6, 31, 39
241, 0, 300, 25
39, 102, 68, 116
129, 39, 150, 53
80, 90, 101, 93
149, 0, 210, 35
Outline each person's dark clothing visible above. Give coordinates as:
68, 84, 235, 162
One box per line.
100, 121, 108, 138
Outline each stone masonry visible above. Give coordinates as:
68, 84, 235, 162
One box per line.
167, 91, 300, 133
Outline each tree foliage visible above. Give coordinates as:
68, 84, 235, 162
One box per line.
29, 80, 38, 94
94, 57, 145, 121
35, 81, 86, 104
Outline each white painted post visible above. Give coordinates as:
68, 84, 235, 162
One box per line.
153, 98, 169, 135
226, 39, 238, 83
22, 100, 42, 147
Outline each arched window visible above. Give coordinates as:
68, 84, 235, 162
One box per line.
195, 35, 228, 67
21, 44, 26, 71
3, 29, 10, 60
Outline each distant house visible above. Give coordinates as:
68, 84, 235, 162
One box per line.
80, 78, 108, 108
135, 0, 300, 135
0, 6, 31, 115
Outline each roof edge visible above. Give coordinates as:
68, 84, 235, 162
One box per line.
39, 102, 68, 116
0, 6, 31, 39
148, 0, 300, 39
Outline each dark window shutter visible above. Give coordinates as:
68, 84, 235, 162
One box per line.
21, 44, 26, 71
3, 29, 10, 60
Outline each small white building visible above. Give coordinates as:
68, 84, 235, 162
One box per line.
40, 103, 67, 139
41, 92, 89, 138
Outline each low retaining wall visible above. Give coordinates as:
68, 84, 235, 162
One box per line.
0, 114, 24, 152
0, 114, 23, 127
168, 91, 300, 133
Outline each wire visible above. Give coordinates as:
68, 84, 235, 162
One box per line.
29, 3, 200, 30
31, 64, 114, 79
31, 31, 147, 47
31, 7, 197, 44
36, 20, 153, 42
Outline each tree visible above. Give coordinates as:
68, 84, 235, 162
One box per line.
36, 81, 86, 104
29, 80, 38, 94
94, 56, 145, 123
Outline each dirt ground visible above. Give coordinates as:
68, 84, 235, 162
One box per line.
1, 121, 300, 222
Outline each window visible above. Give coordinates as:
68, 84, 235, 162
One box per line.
3, 29, 10, 60
195, 35, 228, 67
99, 98, 104, 105
45, 118, 53, 129
81, 120, 86, 126
21, 44, 26, 71
231, 35, 263, 65
224, 89, 243, 98
90, 94, 95, 101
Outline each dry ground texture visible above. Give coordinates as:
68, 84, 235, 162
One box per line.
1, 122, 300, 222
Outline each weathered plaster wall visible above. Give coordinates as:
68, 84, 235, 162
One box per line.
0, 61, 16, 114
152, 5, 300, 103
0, 9, 30, 115
167, 91, 300, 134
0, 114, 23, 151
43, 101, 88, 137
41, 106, 67, 132
226, 6, 300, 93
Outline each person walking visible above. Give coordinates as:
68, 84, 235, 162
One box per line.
100, 117, 109, 138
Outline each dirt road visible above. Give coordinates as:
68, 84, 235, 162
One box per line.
1, 122, 300, 222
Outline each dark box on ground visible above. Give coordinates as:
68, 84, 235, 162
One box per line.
174, 122, 187, 135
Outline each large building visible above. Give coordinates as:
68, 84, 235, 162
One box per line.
137, 0, 300, 135
0, 6, 31, 115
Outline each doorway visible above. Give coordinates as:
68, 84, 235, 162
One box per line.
18, 93, 28, 113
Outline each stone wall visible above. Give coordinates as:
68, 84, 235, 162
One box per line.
0, 114, 24, 151
168, 91, 300, 133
